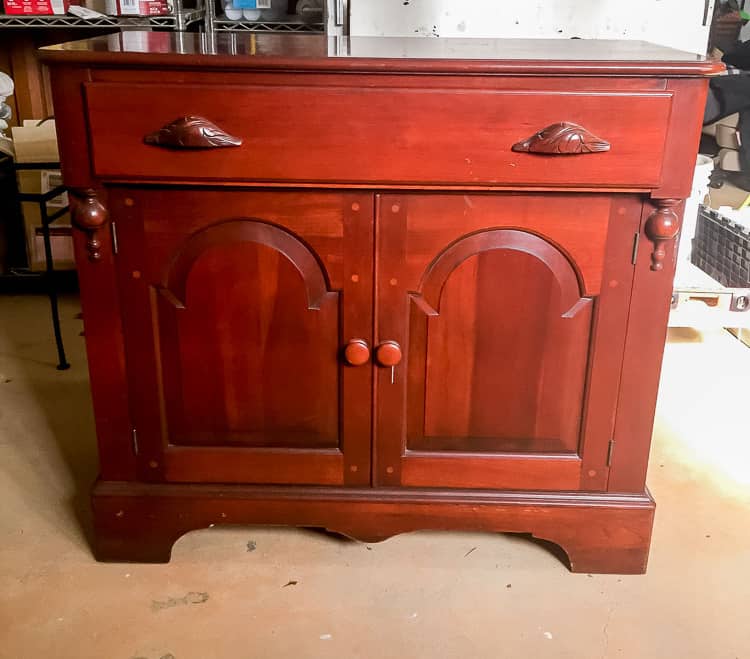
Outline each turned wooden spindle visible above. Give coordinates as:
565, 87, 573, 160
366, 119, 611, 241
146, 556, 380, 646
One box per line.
70, 189, 109, 262
645, 199, 681, 272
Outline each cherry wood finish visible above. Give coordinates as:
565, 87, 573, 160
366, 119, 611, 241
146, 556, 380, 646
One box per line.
41, 33, 722, 77
42, 34, 720, 574
645, 198, 682, 271
144, 115, 243, 150
92, 481, 656, 574
111, 188, 373, 486
69, 188, 109, 262
511, 122, 611, 155
84, 81, 673, 188
374, 194, 638, 491
343, 339, 371, 367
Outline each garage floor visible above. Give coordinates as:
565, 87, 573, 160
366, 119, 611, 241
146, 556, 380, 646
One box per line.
1, 294, 749, 659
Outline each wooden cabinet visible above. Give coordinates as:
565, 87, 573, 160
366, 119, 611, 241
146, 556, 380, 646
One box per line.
42, 33, 722, 573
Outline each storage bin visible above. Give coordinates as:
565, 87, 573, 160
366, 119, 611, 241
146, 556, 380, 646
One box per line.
691, 205, 750, 288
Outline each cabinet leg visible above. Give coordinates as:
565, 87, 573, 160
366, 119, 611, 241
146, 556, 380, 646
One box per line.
92, 518, 182, 563
92, 495, 185, 563
560, 539, 652, 575
532, 508, 655, 575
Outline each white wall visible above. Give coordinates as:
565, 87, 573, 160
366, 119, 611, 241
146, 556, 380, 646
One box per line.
350, 0, 715, 55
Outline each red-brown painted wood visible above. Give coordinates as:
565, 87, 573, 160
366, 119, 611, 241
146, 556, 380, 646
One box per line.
343, 339, 371, 367
84, 81, 674, 189
578, 196, 644, 491
143, 115, 243, 149
88, 68, 673, 91
110, 188, 373, 486
72, 209, 136, 482
40, 32, 723, 77
92, 481, 656, 574
374, 193, 636, 491
44, 34, 717, 573
608, 199, 686, 492
654, 78, 714, 199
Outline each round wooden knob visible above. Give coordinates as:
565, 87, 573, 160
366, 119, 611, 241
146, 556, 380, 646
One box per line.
343, 339, 370, 366
375, 341, 402, 367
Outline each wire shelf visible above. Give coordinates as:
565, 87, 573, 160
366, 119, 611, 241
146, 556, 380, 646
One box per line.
0, 9, 204, 29
213, 16, 323, 32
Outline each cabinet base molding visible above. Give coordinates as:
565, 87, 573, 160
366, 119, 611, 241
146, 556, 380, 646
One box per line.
91, 481, 655, 574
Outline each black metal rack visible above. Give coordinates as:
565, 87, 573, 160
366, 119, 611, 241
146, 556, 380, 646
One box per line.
8, 160, 71, 370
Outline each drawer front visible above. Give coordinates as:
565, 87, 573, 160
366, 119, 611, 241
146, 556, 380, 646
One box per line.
85, 81, 672, 188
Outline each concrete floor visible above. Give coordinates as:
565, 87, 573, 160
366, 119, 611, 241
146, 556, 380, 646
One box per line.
1, 294, 749, 659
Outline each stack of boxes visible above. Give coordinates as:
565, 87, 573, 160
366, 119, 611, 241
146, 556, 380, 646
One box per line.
103, 0, 170, 16
706, 113, 744, 176
2, 0, 74, 14
2, 0, 170, 16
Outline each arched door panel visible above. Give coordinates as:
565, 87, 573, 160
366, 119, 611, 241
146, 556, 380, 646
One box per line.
112, 189, 373, 486
408, 241, 592, 454
158, 234, 340, 449
375, 194, 641, 491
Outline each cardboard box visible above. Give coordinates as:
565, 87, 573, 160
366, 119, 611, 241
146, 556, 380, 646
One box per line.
22, 202, 74, 271
11, 119, 75, 271
11, 119, 60, 163
105, 0, 170, 16
3, 0, 74, 15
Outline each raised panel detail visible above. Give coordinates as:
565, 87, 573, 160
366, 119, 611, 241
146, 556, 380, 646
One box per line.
407, 229, 593, 454
161, 220, 330, 310
157, 220, 340, 449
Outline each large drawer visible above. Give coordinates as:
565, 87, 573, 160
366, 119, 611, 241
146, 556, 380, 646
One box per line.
84, 81, 673, 188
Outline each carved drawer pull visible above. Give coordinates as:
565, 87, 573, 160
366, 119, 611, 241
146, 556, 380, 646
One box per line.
512, 121, 610, 155
144, 115, 242, 149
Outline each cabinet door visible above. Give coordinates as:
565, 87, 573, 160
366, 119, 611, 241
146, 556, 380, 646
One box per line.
374, 194, 640, 491
112, 189, 373, 486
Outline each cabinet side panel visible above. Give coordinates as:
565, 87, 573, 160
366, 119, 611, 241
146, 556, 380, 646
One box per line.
608, 200, 683, 492
49, 65, 136, 481
653, 78, 710, 199
47, 65, 94, 188
72, 223, 136, 481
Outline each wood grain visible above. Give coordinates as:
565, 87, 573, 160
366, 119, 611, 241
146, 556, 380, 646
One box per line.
44, 35, 713, 572
40, 32, 724, 77
84, 82, 674, 189
375, 194, 628, 491
110, 188, 373, 487
92, 480, 656, 574
608, 199, 685, 492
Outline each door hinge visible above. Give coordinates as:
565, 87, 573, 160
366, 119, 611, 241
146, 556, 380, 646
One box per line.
111, 221, 119, 255
131, 427, 139, 455
606, 439, 616, 467
631, 232, 640, 265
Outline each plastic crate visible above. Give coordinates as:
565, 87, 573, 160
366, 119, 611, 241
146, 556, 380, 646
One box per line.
691, 205, 750, 288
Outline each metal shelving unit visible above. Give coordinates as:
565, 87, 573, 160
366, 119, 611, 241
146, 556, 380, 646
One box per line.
0, 0, 343, 33
211, 17, 323, 32
205, 0, 340, 35
0, 0, 204, 31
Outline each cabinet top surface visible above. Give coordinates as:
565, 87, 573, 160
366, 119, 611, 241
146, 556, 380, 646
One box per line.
40, 32, 723, 76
